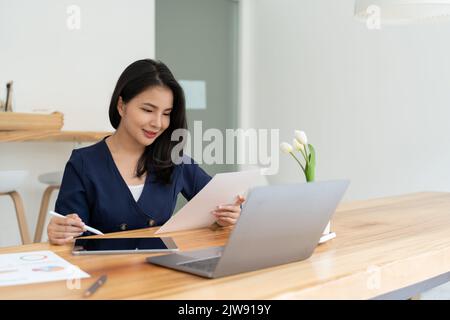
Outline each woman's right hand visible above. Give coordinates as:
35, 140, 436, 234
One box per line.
47, 213, 86, 245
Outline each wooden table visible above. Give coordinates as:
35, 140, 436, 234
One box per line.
1, 192, 450, 299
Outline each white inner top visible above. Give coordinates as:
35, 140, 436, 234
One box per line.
128, 184, 144, 202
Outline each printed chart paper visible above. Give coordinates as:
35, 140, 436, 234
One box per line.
156, 170, 268, 234
0, 250, 90, 287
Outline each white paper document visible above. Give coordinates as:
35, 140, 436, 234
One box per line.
156, 169, 268, 234
0, 250, 90, 287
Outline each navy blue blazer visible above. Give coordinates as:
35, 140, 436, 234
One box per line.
54, 137, 212, 233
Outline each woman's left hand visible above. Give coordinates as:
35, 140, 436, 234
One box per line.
212, 195, 246, 227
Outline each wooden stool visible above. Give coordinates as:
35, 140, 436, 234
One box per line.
0, 170, 31, 245
34, 171, 63, 243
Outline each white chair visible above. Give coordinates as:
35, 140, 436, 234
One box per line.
34, 171, 63, 243
0, 170, 31, 244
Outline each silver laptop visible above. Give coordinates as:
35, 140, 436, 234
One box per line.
147, 180, 350, 278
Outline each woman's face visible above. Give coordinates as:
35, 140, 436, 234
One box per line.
118, 85, 173, 147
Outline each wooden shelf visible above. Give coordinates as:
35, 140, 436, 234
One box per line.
0, 112, 64, 131
0, 130, 112, 142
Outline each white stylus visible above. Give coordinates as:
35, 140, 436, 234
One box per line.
49, 211, 104, 235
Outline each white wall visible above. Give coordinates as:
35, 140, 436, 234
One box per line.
0, 0, 155, 247
240, 0, 450, 201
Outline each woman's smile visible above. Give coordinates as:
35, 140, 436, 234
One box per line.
143, 129, 158, 139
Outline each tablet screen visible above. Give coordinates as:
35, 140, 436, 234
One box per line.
73, 237, 176, 254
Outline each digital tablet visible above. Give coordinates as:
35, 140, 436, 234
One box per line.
72, 237, 178, 255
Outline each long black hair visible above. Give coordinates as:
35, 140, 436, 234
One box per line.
109, 59, 187, 184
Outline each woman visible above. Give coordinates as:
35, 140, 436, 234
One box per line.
48, 59, 244, 245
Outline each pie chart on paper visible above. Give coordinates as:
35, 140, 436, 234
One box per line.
19, 254, 48, 262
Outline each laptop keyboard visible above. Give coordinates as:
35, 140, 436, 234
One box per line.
179, 256, 221, 272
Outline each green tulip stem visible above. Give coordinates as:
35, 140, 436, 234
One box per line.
299, 147, 308, 164
289, 152, 305, 173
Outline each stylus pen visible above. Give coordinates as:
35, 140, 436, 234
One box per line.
49, 211, 104, 235
84, 274, 107, 298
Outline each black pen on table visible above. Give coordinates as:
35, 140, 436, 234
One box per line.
84, 274, 107, 298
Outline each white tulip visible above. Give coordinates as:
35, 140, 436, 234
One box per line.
295, 130, 308, 145
293, 138, 305, 151
280, 142, 293, 154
